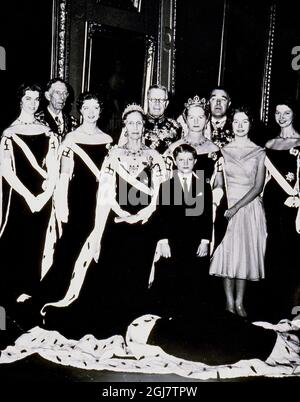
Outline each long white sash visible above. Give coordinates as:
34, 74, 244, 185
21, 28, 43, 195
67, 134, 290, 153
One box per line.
70, 143, 101, 179
40, 203, 111, 313
0, 137, 15, 238
265, 156, 300, 233
13, 134, 48, 179
42, 142, 103, 278
55, 141, 101, 231
115, 161, 153, 196
264, 156, 298, 196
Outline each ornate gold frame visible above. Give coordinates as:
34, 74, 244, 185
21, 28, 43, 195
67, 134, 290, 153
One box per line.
51, 0, 70, 80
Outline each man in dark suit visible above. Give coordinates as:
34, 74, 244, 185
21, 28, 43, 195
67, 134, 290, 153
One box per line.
206, 86, 233, 147
150, 144, 213, 318
36, 78, 78, 141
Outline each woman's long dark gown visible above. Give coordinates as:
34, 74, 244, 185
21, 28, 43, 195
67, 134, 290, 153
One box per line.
0, 134, 52, 325
193, 151, 228, 310
263, 146, 300, 322
45, 164, 158, 339
194, 151, 219, 181
194, 151, 228, 249
36, 144, 108, 306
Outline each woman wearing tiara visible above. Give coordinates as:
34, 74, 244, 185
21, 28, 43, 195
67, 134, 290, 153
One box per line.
209, 107, 267, 318
41, 103, 166, 339
33, 92, 112, 307
165, 96, 220, 182
0, 83, 58, 326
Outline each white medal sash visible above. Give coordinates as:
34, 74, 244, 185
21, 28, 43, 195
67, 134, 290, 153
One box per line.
265, 156, 298, 196
0, 137, 15, 238
265, 156, 300, 233
115, 160, 153, 196
0, 175, 2, 229
41, 204, 111, 313
13, 134, 48, 179
70, 143, 102, 179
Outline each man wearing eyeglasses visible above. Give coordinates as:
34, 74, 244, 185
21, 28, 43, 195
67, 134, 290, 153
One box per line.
36, 78, 78, 141
144, 84, 182, 154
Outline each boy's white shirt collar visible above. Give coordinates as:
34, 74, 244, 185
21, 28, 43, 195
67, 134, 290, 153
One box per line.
177, 171, 192, 191
177, 171, 200, 191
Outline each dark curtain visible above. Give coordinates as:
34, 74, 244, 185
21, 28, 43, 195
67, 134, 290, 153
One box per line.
0, 0, 53, 132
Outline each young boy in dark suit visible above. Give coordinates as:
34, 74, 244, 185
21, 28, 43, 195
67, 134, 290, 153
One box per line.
151, 144, 213, 318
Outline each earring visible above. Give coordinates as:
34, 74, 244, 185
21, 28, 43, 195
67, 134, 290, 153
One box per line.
124, 129, 128, 137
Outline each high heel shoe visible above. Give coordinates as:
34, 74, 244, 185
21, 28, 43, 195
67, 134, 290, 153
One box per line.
235, 303, 247, 318
226, 303, 236, 315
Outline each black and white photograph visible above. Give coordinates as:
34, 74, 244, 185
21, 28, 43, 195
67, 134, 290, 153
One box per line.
0, 0, 300, 391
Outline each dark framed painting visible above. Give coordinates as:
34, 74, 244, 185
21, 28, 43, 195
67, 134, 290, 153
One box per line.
82, 22, 155, 140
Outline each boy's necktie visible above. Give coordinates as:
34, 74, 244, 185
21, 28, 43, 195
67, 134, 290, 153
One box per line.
182, 177, 190, 203
182, 177, 188, 193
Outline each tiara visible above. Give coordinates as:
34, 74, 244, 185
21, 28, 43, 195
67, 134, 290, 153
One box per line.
122, 103, 145, 119
184, 95, 207, 110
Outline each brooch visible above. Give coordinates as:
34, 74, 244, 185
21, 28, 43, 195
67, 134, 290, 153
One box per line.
290, 148, 299, 156
286, 172, 295, 182
208, 152, 218, 161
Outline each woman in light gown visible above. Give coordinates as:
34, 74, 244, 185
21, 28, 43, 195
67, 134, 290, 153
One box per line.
263, 100, 300, 322
209, 107, 267, 318
0, 83, 58, 327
